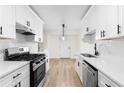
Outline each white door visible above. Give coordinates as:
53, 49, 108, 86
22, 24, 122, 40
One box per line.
59, 37, 71, 58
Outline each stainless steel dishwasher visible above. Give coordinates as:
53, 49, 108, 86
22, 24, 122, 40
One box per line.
82, 60, 98, 87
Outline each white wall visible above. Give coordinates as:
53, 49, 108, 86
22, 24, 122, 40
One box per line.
0, 33, 38, 60
47, 34, 79, 58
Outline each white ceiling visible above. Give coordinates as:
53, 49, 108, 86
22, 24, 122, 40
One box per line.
30, 5, 91, 34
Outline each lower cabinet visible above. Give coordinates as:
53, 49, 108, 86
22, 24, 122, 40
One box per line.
75, 56, 83, 83
46, 57, 49, 73
0, 64, 30, 87
98, 71, 120, 87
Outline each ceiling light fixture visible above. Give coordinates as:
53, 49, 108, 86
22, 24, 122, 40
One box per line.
62, 24, 65, 40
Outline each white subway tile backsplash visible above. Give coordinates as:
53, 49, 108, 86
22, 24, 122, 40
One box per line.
97, 38, 124, 57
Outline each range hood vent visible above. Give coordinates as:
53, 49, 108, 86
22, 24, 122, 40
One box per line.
16, 23, 35, 35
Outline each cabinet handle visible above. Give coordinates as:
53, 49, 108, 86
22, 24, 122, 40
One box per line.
19, 82, 21, 87
78, 62, 80, 66
29, 28, 32, 32
117, 24, 121, 34
82, 62, 86, 66
35, 61, 40, 64
26, 21, 30, 27
13, 73, 21, 79
100, 31, 103, 38
86, 27, 89, 32
103, 30, 105, 37
105, 83, 111, 87
0, 26, 2, 35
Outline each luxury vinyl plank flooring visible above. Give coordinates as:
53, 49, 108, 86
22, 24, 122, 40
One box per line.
43, 58, 83, 87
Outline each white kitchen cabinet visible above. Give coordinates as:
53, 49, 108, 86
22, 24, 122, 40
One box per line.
0, 64, 30, 87
80, 20, 87, 37
34, 19, 43, 42
95, 6, 109, 40
75, 56, 80, 77
91, 6, 118, 40
118, 6, 124, 37
96, 6, 118, 39
0, 5, 16, 39
82, 5, 124, 40
15, 6, 28, 27
95, 5, 124, 40
98, 71, 120, 87
15, 5, 44, 42
106, 6, 118, 38
46, 57, 49, 73
75, 56, 83, 83
15, 6, 31, 28
81, 9, 93, 35
15, 5, 36, 33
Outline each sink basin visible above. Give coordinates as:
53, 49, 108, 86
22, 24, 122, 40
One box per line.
80, 53, 96, 58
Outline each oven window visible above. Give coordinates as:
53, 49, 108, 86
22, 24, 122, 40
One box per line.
34, 62, 46, 86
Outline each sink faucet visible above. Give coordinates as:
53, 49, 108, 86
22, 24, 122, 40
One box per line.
94, 43, 99, 56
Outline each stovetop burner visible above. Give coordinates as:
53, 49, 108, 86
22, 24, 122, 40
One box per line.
8, 54, 45, 61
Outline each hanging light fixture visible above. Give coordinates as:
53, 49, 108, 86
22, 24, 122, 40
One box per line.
62, 24, 65, 40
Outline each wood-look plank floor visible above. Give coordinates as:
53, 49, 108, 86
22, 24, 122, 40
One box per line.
43, 58, 83, 87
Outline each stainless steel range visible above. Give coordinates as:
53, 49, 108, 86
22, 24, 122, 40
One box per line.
4, 47, 46, 87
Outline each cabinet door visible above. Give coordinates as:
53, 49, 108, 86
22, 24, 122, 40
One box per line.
16, 6, 36, 34
89, 6, 103, 40
39, 23, 43, 42
34, 19, 43, 42
34, 19, 40, 42
97, 6, 109, 39
29, 9, 37, 31
87, 6, 102, 40
21, 71, 30, 87
86, 6, 98, 32
80, 19, 88, 36
0, 5, 16, 39
0, 5, 16, 38
95, 6, 118, 40
105, 6, 118, 38
75, 57, 80, 77
25, 6, 35, 29
119, 6, 124, 36
15, 5, 27, 26
98, 71, 120, 87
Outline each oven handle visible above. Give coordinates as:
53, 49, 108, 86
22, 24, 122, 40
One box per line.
33, 61, 45, 71
35, 61, 40, 64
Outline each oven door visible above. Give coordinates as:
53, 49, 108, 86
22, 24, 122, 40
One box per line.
31, 62, 46, 87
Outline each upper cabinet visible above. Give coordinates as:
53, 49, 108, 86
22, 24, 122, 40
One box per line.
0, 5, 44, 41
16, 5, 34, 29
81, 5, 124, 40
15, 5, 44, 42
0, 6, 16, 39
34, 19, 43, 42
96, 6, 118, 40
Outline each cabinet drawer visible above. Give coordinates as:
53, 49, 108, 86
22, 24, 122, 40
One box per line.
98, 71, 119, 87
0, 64, 29, 87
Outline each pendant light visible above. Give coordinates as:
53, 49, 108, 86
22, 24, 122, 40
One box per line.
62, 24, 65, 40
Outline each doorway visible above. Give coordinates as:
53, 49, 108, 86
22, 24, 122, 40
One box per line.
59, 36, 71, 58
